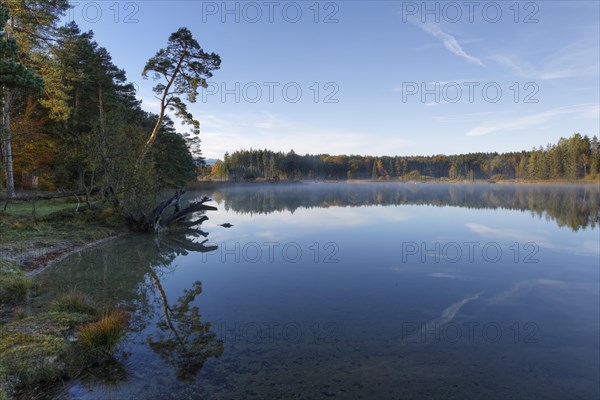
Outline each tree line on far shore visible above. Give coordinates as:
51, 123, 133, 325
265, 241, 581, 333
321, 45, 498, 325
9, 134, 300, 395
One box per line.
204, 133, 600, 182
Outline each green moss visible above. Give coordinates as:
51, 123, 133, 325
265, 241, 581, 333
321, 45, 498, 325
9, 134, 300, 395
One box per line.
1, 312, 93, 340
0, 332, 66, 387
0, 311, 97, 398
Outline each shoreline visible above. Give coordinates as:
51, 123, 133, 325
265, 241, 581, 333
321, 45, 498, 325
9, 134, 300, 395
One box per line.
191, 178, 600, 188
3, 178, 598, 277
1, 232, 129, 278
23, 233, 129, 278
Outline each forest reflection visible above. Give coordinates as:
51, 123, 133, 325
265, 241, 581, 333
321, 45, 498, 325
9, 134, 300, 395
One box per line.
209, 183, 600, 231
35, 224, 224, 382
146, 276, 224, 381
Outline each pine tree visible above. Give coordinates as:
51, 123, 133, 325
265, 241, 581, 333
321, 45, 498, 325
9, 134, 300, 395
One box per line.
140, 28, 221, 163
590, 136, 599, 175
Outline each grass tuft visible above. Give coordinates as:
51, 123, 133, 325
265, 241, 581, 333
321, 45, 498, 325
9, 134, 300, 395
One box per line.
0, 263, 31, 305
51, 291, 98, 316
78, 309, 129, 354
14, 307, 27, 320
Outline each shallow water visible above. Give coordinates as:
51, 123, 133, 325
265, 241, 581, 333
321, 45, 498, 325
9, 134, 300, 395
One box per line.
35, 183, 600, 399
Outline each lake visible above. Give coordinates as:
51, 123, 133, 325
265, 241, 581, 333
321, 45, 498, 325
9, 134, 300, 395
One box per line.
34, 183, 600, 399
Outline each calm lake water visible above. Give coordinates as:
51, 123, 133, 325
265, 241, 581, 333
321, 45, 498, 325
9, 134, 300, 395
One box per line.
35, 183, 599, 399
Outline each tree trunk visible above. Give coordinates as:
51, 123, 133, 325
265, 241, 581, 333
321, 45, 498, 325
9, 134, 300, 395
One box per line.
137, 53, 186, 166
78, 169, 84, 189
98, 84, 111, 190
148, 269, 181, 342
1, 88, 15, 199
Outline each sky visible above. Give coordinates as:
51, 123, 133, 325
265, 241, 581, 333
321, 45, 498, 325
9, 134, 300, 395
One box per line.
68, 1, 600, 159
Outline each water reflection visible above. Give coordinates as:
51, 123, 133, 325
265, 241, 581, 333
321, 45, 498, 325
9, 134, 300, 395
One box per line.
36, 215, 224, 391
34, 230, 216, 308
210, 183, 599, 231
35, 184, 599, 400
146, 276, 224, 381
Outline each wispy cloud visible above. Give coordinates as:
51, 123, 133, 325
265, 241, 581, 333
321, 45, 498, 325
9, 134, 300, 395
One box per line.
402, 292, 483, 343
492, 54, 597, 80
491, 33, 600, 81
489, 279, 568, 305
197, 112, 414, 159
433, 111, 501, 124
138, 94, 161, 112
465, 222, 600, 256
428, 79, 477, 86
252, 112, 284, 130
465, 104, 600, 137
207, 206, 413, 242
428, 272, 473, 281
393, 79, 477, 96
418, 22, 484, 66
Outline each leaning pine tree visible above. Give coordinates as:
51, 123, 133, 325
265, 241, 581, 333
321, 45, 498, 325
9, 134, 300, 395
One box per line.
125, 27, 221, 232
139, 27, 221, 163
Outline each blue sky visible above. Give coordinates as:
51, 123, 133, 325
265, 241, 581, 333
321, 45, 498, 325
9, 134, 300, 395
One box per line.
68, 1, 599, 159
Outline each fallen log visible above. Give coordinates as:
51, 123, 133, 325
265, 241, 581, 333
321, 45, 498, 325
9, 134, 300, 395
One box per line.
125, 189, 217, 233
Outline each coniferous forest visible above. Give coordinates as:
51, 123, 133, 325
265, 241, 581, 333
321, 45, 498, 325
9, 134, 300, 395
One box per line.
206, 133, 600, 182
0, 1, 208, 205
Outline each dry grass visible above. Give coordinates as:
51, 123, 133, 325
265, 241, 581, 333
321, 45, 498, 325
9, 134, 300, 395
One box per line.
78, 309, 129, 354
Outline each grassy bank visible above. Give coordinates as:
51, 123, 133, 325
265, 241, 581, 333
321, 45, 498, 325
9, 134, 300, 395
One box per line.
0, 291, 128, 399
0, 195, 131, 399
0, 195, 127, 273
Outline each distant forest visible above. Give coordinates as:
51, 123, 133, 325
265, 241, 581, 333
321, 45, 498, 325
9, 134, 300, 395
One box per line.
204, 133, 600, 182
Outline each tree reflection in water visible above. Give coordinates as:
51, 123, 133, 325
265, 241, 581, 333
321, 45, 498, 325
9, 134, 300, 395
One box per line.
146, 230, 224, 382
210, 183, 600, 231
147, 276, 223, 381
